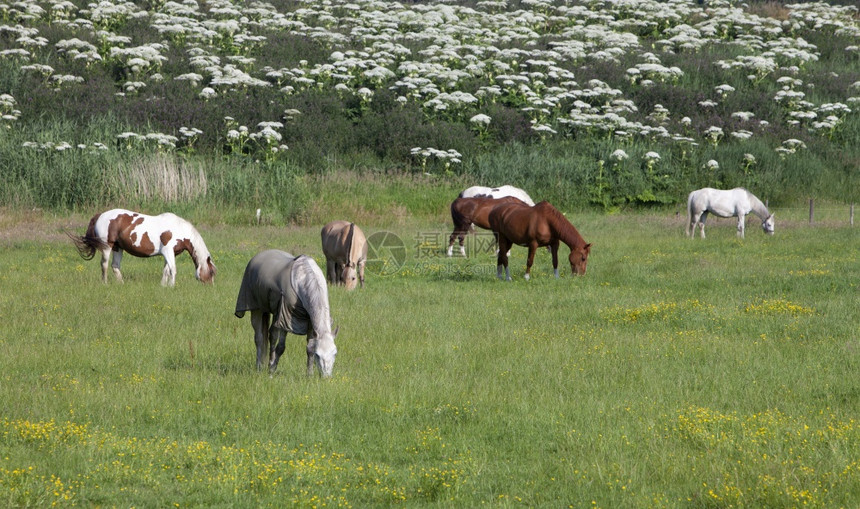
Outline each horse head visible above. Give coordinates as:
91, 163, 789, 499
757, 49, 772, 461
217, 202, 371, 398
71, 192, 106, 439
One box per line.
196, 256, 216, 284
309, 326, 338, 377
342, 262, 359, 290
568, 243, 592, 275
762, 214, 775, 235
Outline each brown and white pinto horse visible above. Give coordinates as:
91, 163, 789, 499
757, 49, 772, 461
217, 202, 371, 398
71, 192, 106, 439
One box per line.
448, 195, 527, 257
70, 209, 215, 286
489, 201, 591, 281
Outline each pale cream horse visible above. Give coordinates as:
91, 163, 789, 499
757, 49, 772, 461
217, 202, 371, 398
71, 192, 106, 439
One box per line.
321, 220, 368, 290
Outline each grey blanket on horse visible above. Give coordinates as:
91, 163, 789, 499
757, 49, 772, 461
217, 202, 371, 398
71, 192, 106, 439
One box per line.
234, 250, 311, 335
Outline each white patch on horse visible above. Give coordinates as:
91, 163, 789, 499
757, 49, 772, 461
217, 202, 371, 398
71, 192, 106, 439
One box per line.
459, 185, 536, 206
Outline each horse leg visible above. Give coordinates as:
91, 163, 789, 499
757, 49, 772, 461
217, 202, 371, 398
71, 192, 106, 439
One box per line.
250, 311, 269, 371
737, 214, 745, 238
335, 261, 345, 285
358, 261, 365, 288
524, 243, 537, 281
268, 326, 287, 375
161, 250, 177, 287
306, 338, 316, 376
447, 228, 461, 257
698, 211, 708, 238
99, 248, 111, 283
551, 241, 560, 278
496, 236, 512, 281
686, 211, 697, 238
448, 232, 466, 257
326, 258, 336, 284
452, 223, 468, 257
110, 248, 124, 282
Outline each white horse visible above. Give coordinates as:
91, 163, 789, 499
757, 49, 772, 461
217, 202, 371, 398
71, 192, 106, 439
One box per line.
235, 250, 338, 377
70, 208, 215, 286
459, 185, 535, 206
686, 187, 774, 239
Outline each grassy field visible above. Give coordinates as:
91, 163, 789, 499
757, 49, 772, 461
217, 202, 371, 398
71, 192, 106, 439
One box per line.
0, 207, 858, 507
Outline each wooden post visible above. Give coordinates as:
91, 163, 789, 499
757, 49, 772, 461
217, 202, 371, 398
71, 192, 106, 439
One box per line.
809, 198, 814, 225
851, 203, 855, 226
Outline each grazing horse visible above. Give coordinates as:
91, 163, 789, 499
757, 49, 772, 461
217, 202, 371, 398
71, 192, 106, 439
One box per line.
686, 187, 774, 238
448, 195, 527, 257
489, 201, 591, 281
321, 220, 368, 290
459, 185, 535, 206
235, 250, 338, 377
70, 209, 215, 286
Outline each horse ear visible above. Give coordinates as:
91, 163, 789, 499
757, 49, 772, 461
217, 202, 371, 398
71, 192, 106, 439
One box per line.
584, 243, 592, 252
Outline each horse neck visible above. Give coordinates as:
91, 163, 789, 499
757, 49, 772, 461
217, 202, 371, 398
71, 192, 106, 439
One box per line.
186, 231, 210, 268
546, 208, 585, 249
747, 193, 770, 219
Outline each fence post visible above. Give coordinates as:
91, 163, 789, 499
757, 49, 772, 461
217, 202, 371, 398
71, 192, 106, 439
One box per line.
851, 203, 855, 227
809, 198, 814, 225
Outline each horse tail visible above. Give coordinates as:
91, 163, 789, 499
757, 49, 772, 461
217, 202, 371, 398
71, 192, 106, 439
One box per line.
685, 191, 695, 236
450, 199, 472, 232
68, 215, 107, 260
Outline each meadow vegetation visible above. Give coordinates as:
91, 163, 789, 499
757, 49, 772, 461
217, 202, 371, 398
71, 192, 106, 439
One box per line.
1, 0, 859, 216
1, 210, 858, 507
1, 0, 860, 506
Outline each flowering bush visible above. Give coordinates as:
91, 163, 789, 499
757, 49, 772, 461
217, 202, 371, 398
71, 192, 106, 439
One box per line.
0, 0, 858, 206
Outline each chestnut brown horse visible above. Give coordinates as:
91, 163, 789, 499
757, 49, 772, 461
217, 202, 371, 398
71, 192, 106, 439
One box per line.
489, 201, 591, 281
448, 195, 527, 257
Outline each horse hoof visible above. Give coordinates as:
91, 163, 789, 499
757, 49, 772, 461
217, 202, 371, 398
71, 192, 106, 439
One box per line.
524, 274, 530, 281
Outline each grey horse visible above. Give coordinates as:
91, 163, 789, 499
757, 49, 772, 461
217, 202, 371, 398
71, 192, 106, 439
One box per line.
235, 250, 338, 376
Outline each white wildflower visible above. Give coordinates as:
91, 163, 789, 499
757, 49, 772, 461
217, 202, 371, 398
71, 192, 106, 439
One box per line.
470, 114, 491, 126
610, 149, 628, 161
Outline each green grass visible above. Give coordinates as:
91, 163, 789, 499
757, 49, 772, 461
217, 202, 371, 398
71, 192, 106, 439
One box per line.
1, 209, 858, 507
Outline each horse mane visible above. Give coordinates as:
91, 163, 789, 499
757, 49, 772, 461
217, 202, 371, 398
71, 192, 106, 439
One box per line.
345, 222, 357, 266
536, 201, 586, 247
293, 256, 333, 336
